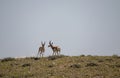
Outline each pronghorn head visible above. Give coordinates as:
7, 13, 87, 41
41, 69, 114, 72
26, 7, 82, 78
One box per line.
48, 41, 53, 47
41, 41, 45, 47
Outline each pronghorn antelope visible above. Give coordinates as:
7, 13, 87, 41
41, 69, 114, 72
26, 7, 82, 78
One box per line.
37, 42, 45, 57
48, 41, 61, 56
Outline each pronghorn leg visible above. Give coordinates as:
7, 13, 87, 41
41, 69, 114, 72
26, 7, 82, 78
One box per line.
42, 53, 43, 57
37, 51, 40, 57
52, 52, 54, 56
59, 52, 60, 55
40, 53, 41, 57
58, 51, 60, 56
57, 51, 59, 56
55, 51, 58, 56
54, 52, 56, 56
56, 52, 57, 56
56, 51, 58, 56
40, 52, 43, 58
53, 52, 55, 56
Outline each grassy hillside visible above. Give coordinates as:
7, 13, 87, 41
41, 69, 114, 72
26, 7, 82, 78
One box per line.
0, 55, 120, 78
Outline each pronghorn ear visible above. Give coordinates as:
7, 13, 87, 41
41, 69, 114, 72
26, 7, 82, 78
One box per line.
41, 41, 43, 45
44, 42, 45, 45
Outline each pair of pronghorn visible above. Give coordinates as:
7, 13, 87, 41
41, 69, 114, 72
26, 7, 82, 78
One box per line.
37, 41, 61, 57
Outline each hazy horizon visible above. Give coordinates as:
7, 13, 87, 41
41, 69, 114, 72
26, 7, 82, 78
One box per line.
0, 0, 120, 58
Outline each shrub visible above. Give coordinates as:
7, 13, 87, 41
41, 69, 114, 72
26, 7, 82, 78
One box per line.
80, 54, 85, 57
87, 55, 92, 57
115, 64, 120, 68
22, 63, 31, 67
112, 54, 120, 58
25, 57, 40, 60
48, 55, 65, 60
33, 57, 40, 60
57, 55, 66, 58
48, 56, 57, 60
98, 59, 104, 62
70, 64, 81, 68
86, 62, 98, 67
1, 57, 15, 62
105, 58, 113, 62
48, 64, 54, 68
0, 73, 4, 77
30, 57, 40, 60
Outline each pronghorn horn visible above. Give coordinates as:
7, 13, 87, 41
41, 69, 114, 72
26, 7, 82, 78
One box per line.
49, 41, 51, 44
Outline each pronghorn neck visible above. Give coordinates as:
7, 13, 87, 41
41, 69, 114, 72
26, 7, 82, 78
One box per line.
50, 44, 55, 49
42, 45, 45, 47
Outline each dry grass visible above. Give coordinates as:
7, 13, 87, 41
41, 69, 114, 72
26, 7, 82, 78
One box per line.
0, 55, 120, 78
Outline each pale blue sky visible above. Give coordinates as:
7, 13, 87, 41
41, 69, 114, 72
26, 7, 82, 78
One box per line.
0, 0, 120, 58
